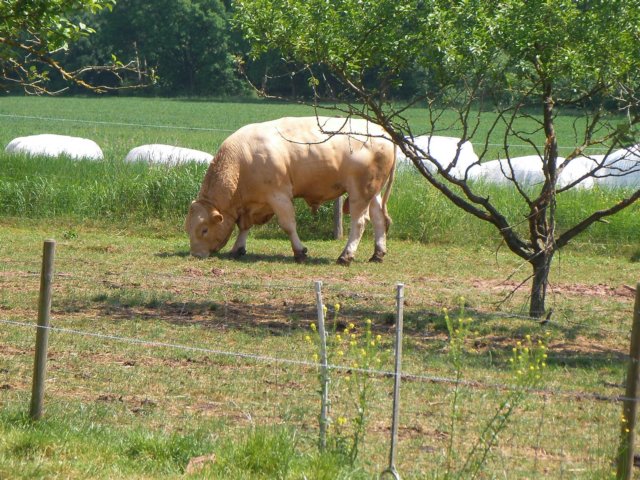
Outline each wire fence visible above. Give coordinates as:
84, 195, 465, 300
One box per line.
0, 112, 617, 153
0, 267, 635, 479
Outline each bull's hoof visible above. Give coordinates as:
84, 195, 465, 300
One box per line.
230, 247, 247, 259
337, 255, 352, 266
294, 247, 308, 263
369, 253, 384, 263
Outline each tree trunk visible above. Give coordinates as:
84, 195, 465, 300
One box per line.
529, 251, 554, 318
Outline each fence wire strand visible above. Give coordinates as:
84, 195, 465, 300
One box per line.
0, 112, 617, 153
0, 317, 634, 405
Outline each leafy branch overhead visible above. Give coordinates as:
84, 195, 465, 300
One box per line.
235, 0, 640, 317
0, 0, 154, 94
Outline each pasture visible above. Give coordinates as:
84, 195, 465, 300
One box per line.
1, 97, 640, 478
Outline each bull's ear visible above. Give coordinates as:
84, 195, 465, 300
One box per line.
185, 201, 196, 232
211, 209, 223, 224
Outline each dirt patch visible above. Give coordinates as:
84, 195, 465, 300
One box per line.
470, 279, 635, 300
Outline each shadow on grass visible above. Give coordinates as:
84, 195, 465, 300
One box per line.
154, 249, 335, 265
400, 306, 630, 373
53, 284, 631, 375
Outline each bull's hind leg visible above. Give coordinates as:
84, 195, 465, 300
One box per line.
367, 194, 387, 263
337, 198, 369, 266
269, 194, 308, 262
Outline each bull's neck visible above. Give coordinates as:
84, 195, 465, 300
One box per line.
197, 143, 241, 220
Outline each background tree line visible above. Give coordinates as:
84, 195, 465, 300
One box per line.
44, 0, 434, 99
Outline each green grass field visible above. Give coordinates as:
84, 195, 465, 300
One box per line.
1, 97, 639, 479
2, 96, 640, 247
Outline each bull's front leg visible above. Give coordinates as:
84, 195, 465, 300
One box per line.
229, 228, 251, 258
269, 194, 308, 262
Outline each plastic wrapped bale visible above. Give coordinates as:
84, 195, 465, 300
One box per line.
124, 144, 213, 166
5, 134, 104, 160
594, 145, 640, 188
396, 136, 479, 177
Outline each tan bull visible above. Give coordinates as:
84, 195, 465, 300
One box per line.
185, 116, 396, 264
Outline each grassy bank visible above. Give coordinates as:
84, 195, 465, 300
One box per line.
2, 151, 639, 252
2, 97, 639, 252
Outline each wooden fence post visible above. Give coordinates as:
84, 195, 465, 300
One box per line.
29, 239, 56, 420
616, 282, 640, 480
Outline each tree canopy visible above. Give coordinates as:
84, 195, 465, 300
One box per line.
235, 0, 640, 316
0, 0, 148, 93
86, 0, 244, 95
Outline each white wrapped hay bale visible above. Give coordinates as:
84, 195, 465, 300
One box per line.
397, 136, 479, 178
124, 144, 213, 165
557, 156, 603, 189
5, 134, 103, 160
468, 155, 596, 189
594, 145, 640, 188
470, 156, 549, 186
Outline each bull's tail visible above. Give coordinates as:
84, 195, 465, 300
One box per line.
381, 146, 397, 232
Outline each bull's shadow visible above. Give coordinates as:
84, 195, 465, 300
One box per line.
154, 249, 335, 265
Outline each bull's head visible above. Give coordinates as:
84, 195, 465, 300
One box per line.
184, 200, 234, 258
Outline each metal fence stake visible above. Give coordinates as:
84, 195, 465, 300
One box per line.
616, 282, 640, 480
315, 280, 330, 451
29, 239, 56, 420
382, 283, 404, 480
333, 197, 343, 240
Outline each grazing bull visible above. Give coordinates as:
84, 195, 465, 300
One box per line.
185, 116, 396, 264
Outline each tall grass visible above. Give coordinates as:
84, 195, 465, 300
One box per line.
1, 96, 639, 250
0, 153, 204, 225
389, 167, 640, 247
2, 152, 640, 249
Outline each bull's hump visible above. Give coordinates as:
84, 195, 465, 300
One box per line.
235, 117, 384, 145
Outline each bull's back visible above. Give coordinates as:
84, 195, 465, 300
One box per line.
228, 117, 393, 202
